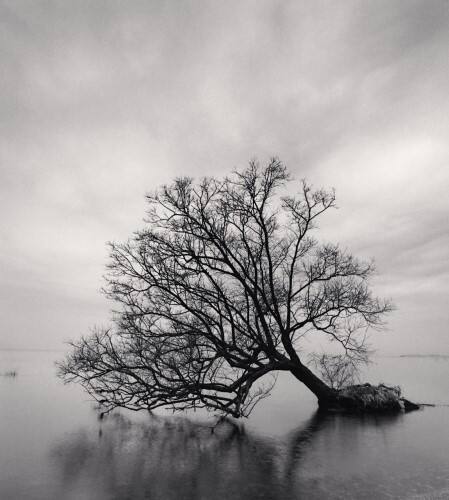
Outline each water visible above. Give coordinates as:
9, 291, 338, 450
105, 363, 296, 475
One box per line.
1, 350, 449, 499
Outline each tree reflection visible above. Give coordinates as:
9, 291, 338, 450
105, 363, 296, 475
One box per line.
51, 411, 403, 500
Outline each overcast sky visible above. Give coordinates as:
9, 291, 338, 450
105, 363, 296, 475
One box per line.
1, 0, 448, 354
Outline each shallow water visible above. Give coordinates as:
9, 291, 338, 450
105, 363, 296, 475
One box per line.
1, 350, 449, 499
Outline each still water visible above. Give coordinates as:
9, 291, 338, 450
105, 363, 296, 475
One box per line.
1, 350, 449, 499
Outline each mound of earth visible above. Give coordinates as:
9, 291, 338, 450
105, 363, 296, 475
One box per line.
320, 383, 420, 413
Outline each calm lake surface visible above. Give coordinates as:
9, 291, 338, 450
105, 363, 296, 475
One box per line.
1, 350, 449, 499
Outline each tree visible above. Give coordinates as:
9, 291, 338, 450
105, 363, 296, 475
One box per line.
59, 159, 393, 417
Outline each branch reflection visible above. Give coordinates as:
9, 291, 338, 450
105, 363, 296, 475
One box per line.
51, 410, 403, 500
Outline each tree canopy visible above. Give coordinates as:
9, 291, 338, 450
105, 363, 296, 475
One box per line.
59, 159, 392, 417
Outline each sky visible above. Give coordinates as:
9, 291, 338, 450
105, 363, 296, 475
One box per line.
0, 0, 448, 354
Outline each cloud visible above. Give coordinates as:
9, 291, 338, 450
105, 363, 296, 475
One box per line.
0, 0, 448, 352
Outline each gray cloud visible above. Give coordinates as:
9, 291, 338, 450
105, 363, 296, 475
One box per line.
1, 0, 448, 353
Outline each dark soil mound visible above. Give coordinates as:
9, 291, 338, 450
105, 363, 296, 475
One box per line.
320, 383, 420, 413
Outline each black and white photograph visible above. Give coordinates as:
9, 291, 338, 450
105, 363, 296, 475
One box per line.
1, 1, 449, 499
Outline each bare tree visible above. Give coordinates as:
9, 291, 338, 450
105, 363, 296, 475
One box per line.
59, 159, 392, 417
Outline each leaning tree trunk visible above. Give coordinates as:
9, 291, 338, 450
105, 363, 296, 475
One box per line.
290, 362, 338, 409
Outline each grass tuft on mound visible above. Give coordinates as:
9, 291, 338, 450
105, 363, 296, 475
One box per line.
338, 383, 404, 411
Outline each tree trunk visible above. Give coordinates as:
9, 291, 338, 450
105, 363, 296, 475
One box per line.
290, 362, 338, 408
